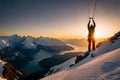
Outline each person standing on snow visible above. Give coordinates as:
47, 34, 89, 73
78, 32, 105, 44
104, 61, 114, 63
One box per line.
87, 18, 96, 52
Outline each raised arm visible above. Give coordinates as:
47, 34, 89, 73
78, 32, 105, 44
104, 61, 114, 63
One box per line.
87, 19, 90, 28
92, 19, 96, 27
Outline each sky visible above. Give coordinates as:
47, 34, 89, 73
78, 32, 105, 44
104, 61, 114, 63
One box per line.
0, 0, 120, 39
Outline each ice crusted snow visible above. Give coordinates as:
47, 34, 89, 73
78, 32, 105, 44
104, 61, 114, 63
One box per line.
41, 48, 120, 80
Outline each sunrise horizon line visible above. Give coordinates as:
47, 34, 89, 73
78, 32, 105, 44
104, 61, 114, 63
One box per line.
0, 33, 110, 39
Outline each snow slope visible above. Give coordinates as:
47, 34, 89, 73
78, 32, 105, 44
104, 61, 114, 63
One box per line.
45, 57, 76, 76
93, 31, 120, 56
41, 31, 120, 79
45, 31, 120, 76
41, 48, 120, 80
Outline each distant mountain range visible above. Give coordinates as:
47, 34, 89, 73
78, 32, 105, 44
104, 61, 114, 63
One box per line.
61, 38, 107, 47
0, 34, 73, 69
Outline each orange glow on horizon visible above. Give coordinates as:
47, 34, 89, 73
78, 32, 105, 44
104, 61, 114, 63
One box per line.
0, 18, 119, 39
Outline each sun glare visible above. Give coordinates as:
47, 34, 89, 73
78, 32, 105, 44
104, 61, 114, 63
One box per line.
94, 25, 110, 38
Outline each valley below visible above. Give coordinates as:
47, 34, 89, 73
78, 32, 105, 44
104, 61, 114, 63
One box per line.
21, 44, 87, 79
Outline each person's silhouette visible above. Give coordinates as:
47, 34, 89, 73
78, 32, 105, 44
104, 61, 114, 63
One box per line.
87, 18, 96, 52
